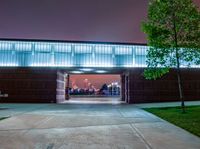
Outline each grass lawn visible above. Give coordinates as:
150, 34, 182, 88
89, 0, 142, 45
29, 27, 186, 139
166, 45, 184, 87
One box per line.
144, 106, 200, 137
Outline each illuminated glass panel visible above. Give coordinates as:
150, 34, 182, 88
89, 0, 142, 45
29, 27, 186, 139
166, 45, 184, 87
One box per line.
134, 46, 147, 67
35, 43, 52, 52
93, 45, 114, 67
54, 44, 72, 53
115, 46, 133, 66
54, 53, 73, 66
15, 42, 32, 51
0, 40, 198, 68
135, 46, 147, 55
0, 42, 12, 51
0, 41, 147, 67
95, 45, 113, 54
30, 52, 52, 67
74, 44, 92, 53
0, 51, 18, 66
115, 47, 132, 55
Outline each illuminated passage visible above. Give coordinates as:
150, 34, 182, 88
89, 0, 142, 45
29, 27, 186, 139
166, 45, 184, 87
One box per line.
0, 40, 148, 67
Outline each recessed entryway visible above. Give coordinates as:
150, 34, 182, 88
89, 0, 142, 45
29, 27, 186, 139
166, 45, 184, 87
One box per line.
65, 74, 123, 104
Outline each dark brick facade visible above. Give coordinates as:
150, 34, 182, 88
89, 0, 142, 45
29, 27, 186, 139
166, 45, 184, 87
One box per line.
0, 68, 57, 103
0, 68, 200, 103
127, 68, 200, 103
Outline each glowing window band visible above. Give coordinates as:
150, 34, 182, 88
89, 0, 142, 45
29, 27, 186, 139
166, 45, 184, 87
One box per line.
0, 40, 199, 68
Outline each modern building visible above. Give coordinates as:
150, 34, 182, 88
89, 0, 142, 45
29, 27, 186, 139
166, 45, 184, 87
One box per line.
0, 39, 200, 103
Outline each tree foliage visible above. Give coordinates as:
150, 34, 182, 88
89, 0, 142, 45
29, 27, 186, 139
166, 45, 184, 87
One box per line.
142, 0, 200, 79
142, 0, 200, 112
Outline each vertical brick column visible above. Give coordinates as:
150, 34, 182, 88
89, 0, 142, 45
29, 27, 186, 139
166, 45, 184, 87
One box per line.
121, 74, 125, 102
125, 74, 130, 103
65, 74, 70, 100
56, 71, 66, 103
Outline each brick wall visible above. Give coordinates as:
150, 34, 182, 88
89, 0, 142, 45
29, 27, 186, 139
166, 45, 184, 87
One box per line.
0, 67, 200, 104
128, 68, 200, 103
0, 68, 57, 103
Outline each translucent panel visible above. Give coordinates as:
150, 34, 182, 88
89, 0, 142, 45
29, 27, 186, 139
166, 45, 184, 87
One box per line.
0, 40, 198, 68
135, 55, 147, 67
0, 42, 12, 50
30, 52, 52, 66
95, 46, 113, 54
74, 45, 92, 53
74, 53, 93, 67
0, 51, 18, 66
94, 54, 114, 67
115, 47, 132, 55
0, 41, 148, 67
135, 46, 147, 55
15, 42, 32, 51
54, 52, 73, 66
116, 55, 133, 66
54, 44, 72, 53
16, 52, 32, 66
35, 43, 52, 52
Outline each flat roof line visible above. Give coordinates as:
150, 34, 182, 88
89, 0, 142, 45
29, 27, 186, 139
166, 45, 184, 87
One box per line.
0, 38, 147, 46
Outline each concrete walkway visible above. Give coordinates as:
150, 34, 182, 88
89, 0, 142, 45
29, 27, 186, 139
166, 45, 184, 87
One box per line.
0, 103, 200, 149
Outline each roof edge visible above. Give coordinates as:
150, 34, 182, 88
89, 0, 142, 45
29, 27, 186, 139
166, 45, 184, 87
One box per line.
0, 38, 147, 46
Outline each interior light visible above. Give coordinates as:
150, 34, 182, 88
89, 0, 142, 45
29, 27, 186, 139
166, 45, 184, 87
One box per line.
80, 68, 93, 72
95, 70, 107, 73
71, 71, 83, 74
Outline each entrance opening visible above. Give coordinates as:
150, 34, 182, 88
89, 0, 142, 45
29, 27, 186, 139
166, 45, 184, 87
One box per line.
65, 74, 123, 104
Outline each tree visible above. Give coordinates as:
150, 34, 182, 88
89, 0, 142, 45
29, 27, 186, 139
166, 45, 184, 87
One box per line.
142, 0, 200, 113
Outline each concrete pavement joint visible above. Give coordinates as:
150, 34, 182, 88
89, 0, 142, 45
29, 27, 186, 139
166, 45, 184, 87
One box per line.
130, 123, 153, 149
0, 121, 162, 132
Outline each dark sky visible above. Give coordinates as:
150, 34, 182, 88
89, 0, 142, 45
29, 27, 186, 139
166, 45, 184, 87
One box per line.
0, 0, 199, 44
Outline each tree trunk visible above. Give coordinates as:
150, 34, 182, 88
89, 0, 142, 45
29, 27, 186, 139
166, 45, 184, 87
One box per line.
176, 67, 185, 113
172, 11, 185, 113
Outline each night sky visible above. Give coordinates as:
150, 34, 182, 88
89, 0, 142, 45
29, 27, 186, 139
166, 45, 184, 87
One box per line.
0, 0, 199, 44
70, 75, 120, 89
